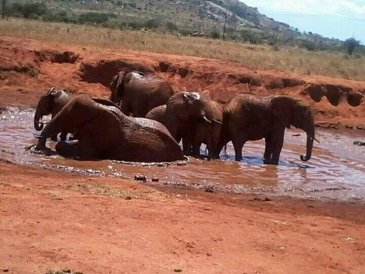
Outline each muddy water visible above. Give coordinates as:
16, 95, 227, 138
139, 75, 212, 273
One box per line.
1, 107, 365, 201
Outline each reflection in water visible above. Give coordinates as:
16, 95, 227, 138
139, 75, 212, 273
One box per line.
1, 107, 365, 201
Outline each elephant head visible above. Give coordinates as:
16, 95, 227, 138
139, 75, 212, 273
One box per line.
166, 92, 215, 123
34, 87, 72, 131
271, 96, 315, 162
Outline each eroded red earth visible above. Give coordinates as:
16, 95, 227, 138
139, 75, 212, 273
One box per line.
0, 36, 365, 273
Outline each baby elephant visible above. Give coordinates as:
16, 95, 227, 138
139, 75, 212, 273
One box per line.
34, 94, 184, 162
34, 87, 74, 141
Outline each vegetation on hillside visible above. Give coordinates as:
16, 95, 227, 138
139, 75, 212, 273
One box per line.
1, 18, 364, 82
0, 0, 363, 55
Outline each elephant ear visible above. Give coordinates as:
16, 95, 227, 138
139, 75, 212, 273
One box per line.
109, 71, 126, 102
183, 91, 201, 104
47, 87, 57, 96
271, 96, 292, 128
292, 102, 313, 129
46, 87, 63, 100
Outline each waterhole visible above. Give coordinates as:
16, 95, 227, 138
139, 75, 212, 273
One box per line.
1, 107, 365, 201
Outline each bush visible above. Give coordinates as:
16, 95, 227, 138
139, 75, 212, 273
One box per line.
210, 30, 220, 39
11, 2, 48, 19
78, 12, 115, 25
43, 10, 78, 24
166, 21, 178, 32
144, 18, 159, 29
240, 29, 262, 44
128, 21, 143, 30
299, 39, 317, 51
343, 37, 360, 55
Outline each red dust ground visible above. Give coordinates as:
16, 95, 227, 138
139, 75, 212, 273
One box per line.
0, 36, 365, 273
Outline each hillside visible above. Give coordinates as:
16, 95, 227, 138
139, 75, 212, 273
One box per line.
2, 0, 356, 51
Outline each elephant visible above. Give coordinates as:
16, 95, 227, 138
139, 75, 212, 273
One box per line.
146, 91, 223, 159
218, 94, 316, 164
191, 100, 224, 159
109, 70, 175, 117
34, 94, 184, 162
34, 87, 74, 141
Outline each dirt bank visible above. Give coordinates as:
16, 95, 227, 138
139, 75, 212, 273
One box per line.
0, 36, 365, 273
0, 36, 364, 129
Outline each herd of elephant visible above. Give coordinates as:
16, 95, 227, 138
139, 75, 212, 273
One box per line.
33, 70, 316, 164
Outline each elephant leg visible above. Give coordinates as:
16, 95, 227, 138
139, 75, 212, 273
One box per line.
263, 136, 273, 164
270, 129, 285, 165
51, 133, 59, 142
55, 142, 80, 158
182, 137, 193, 156
216, 139, 227, 157
232, 137, 245, 162
192, 142, 201, 157
206, 140, 213, 160
60, 132, 68, 142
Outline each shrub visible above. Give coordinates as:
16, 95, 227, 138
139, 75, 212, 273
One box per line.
144, 18, 159, 29
343, 37, 360, 55
240, 29, 262, 44
166, 21, 178, 32
11, 2, 48, 19
210, 30, 220, 39
299, 39, 317, 51
128, 21, 143, 30
78, 12, 115, 25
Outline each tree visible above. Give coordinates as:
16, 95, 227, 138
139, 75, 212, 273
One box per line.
344, 37, 360, 55
1, 0, 6, 19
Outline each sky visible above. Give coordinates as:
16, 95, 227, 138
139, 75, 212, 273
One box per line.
241, 0, 365, 43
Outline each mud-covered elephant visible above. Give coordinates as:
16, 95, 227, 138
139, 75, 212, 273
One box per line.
34, 94, 184, 162
219, 95, 315, 164
191, 100, 223, 159
34, 87, 74, 141
109, 70, 175, 117
146, 92, 223, 159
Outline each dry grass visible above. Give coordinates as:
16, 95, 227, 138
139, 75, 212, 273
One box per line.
1, 18, 365, 81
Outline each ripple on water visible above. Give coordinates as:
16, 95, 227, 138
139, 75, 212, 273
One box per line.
1, 107, 365, 201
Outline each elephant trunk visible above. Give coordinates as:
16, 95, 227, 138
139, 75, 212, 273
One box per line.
34, 108, 44, 131
300, 127, 315, 161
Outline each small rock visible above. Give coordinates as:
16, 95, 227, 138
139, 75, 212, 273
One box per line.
134, 174, 147, 182
174, 269, 182, 273
152, 177, 159, 182
353, 140, 365, 146
205, 186, 214, 193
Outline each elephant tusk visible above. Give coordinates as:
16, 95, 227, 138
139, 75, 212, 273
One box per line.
202, 115, 212, 123
212, 119, 223, 125
314, 137, 320, 143
33, 133, 43, 139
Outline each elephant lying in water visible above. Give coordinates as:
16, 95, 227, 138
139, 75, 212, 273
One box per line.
218, 95, 316, 164
34, 94, 184, 162
109, 70, 175, 117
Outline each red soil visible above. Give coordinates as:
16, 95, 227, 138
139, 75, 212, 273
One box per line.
0, 36, 364, 273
